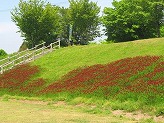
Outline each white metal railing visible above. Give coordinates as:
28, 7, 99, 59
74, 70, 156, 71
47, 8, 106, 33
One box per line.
0, 40, 60, 74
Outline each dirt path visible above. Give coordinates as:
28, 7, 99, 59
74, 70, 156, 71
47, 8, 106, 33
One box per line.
112, 110, 164, 123
0, 99, 135, 123
0, 99, 163, 123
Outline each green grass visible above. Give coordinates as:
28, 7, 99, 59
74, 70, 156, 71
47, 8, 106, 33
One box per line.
32, 38, 164, 83
31, 38, 164, 115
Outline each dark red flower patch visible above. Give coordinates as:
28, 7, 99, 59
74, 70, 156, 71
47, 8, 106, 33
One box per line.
147, 80, 163, 85
1, 55, 163, 99
41, 56, 163, 97
0, 64, 39, 89
20, 78, 45, 93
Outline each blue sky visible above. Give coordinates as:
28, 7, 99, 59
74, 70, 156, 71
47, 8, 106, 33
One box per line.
0, 0, 112, 53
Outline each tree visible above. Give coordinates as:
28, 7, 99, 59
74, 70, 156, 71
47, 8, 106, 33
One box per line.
11, 0, 61, 48
149, 1, 164, 37
102, 0, 164, 42
69, 0, 100, 45
59, 7, 71, 46
161, 26, 164, 37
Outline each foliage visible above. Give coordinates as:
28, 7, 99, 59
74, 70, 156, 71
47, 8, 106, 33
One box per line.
69, 0, 100, 44
160, 26, 164, 37
0, 49, 7, 56
150, 1, 164, 37
102, 0, 164, 42
11, 0, 61, 48
0, 49, 7, 59
59, 7, 71, 47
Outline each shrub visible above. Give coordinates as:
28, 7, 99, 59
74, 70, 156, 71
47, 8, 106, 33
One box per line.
0, 49, 7, 59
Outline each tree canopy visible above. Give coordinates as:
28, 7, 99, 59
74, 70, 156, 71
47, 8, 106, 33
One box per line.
59, 7, 71, 46
11, 0, 61, 48
69, 0, 100, 44
11, 0, 101, 47
11, 0, 164, 47
102, 0, 164, 42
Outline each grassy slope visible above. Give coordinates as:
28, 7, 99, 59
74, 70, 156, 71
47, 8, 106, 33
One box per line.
32, 38, 164, 83
0, 38, 163, 117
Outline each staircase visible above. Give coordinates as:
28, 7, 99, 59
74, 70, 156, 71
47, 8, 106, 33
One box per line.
0, 41, 60, 74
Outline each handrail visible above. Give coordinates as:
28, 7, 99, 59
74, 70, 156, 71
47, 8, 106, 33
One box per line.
0, 40, 60, 74
0, 48, 29, 63
0, 42, 46, 64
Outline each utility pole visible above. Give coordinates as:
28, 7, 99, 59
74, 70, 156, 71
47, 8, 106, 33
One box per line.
69, 24, 73, 44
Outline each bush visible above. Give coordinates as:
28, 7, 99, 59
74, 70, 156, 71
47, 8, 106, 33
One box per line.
0, 49, 7, 59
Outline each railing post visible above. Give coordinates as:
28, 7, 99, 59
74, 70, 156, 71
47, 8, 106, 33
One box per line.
43, 42, 45, 48
8, 56, 10, 62
17, 52, 20, 59
26, 49, 29, 61
50, 43, 53, 52
58, 40, 60, 48
23, 55, 25, 63
42, 42, 45, 55
12, 61, 15, 68
33, 50, 35, 61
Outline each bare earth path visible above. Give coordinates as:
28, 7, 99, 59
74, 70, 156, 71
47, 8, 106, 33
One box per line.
0, 98, 163, 123
0, 99, 137, 123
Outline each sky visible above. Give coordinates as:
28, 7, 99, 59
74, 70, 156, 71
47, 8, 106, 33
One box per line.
0, 0, 112, 54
